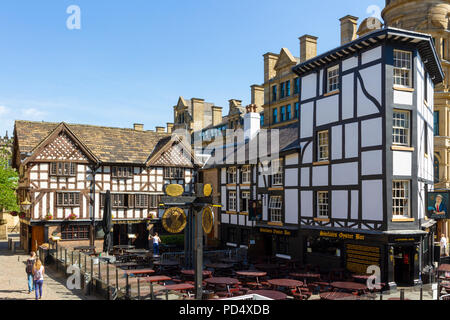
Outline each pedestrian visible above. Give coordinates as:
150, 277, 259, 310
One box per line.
25, 251, 36, 294
150, 232, 161, 255
32, 258, 45, 300
441, 234, 448, 256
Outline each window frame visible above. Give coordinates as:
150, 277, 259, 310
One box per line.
50, 162, 76, 177
294, 102, 299, 119
393, 49, 412, 88
241, 191, 251, 213
327, 65, 340, 93
392, 110, 411, 146
61, 225, 90, 240
228, 191, 237, 212
271, 159, 283, 186
317, 130, 329, 162
164, 167, 184, 179
227, 167, 237, 184
280, 106, 286, 122
392, 180, 410, 218
241, 165, 251, 184
317, 191, 329, 218
56, 192, 80, 207
269, 195, 283, 223
273, 108, 278, 124
272, 85, 277, 102
112, 166, 133, 179
286, 104, 291, 121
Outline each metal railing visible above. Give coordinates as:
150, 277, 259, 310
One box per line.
161, 247, 247, 265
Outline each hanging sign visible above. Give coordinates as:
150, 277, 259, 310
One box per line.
427, 192, 450, 219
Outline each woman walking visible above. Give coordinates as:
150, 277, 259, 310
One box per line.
32, 258, 45, 300
26, 251, 36, 294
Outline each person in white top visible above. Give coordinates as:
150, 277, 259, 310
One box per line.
32, 258, 45, 300
441, 234, 448, 257
149, 232, 161, 255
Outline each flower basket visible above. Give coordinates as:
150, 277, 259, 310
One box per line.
19, 212, 26, 219
147, 213, 156, 220
10, 211, 18, 217
45, 214, 53, 221
68, 213, 77, 221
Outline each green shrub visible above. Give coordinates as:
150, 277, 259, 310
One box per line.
160, 234, 184, 246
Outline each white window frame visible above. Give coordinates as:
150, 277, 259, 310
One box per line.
227, 167, 237, 184
317, 191, 329, 218
241, 165, 251, 184
317, 130, 329, 162
241, 191, 250, 213
393, 110, 410, 146
269, 196, 283, 223
392, 180, 410, 218
228, 191, 237, 212
271, 159, 283, 186
393, 50, 412, 88
327, 65, 339, 93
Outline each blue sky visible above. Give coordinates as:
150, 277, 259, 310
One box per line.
0, 0, 384, 136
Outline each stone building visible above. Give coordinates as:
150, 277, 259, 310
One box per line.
382, 0, 450, 240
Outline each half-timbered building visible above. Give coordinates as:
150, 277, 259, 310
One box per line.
292, 27, 444, 288
12, 121, 198, 252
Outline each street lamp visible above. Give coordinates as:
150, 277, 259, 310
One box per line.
20, 199, 32, 212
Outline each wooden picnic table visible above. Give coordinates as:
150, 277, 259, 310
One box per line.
248, 290, 287, 300
163, 283, 195, 292
331, 281, 367, 292
204, 277, 240, 294
320, 292, 360, 300
267, 279, 304, 289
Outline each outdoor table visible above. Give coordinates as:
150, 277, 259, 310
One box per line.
236, 271, 267, 287
248, 290, 287, 300
115, 262, 140, 270
320, 292, 360, 300
267, 279, 304, 290
205, 263, 233, 269
289, 273, 321, 282
220, 258, 242, 264
205, 277, 240, 294
144, 275, 172, 283
181, 270, 213, 278
113, 245, 135, 255
74, 246, 96, 254
124, 268, 155, 277
125, 249, 150, 254
331, 281, 367, 293
153, 260, 180, 274
162, 283, 195, 295
352, 275, 371, 281
254, 264, 279, 275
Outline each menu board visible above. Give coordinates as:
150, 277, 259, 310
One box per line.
345, 244, 381, 275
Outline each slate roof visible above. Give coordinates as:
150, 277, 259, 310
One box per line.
14, 120, 171, 164
203, 121, 300, 169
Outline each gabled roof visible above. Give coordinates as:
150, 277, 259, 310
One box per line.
146, 135, 202, 168
292, 27, 444, 84
274, 48, 298, 70
14, 120, 170, 165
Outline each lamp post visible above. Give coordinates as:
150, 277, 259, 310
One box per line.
20, 199, 32, 214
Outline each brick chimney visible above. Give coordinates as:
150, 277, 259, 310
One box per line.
155, 127, 165, 133
134, 123, 144, 131
299, 35, 318, 63
340, 15, 359, 45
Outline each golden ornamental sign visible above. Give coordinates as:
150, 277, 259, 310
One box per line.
165, 184, 184, 197
162, 207, 187, 234
202, 207, 214, 234
203, 184, 213, 197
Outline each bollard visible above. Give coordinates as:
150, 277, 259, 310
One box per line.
166, 288, 169, 300
380, 292, 383, 300
65, 249, 68, 269
98, 259, 102, 281
116, 268, 119, 292
137, 278, 141, 300
84, 255, 87, 273
400, 289, 405, 300
126, 273, 130, 299
150, 281, 154, 300
56, 245, 58, 272
420, 284, 423, 300
79, 252, 81, 270
90, 258, 94, 295
106, 262, 110, 300
71, 251, 74, 266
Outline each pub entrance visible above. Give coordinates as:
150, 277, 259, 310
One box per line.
393, 245, 415, 286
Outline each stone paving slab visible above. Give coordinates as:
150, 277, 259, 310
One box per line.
0, 240, 98, 300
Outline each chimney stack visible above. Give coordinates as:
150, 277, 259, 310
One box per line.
244, 104, 261, 141
155, 126, 165, 133
299, 35, 318, 63
251, 85, 264, 107
212, 106, 223, 126
167, 123, 174, 133
134, 123, 144, 131
340, 15, 359, 45
263, 53, 279, 82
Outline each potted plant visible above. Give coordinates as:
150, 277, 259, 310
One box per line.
19, 212, 26, 219
68, 213, 77, 220
147, 213, 156, 220
10, 211, 18, 217
45, 213, 53, 221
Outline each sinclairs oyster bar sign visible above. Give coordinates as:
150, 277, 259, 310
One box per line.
427, 192, 450, 219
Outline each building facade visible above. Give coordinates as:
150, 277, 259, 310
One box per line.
382, 0, 450, 245
293, 27, 443, 287
12, 121, 197, 252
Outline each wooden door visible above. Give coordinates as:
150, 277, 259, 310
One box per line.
31, 226, 45, 252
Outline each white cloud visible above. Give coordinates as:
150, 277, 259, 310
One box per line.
0, 106, 9, 116
21, 108, 46, 119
